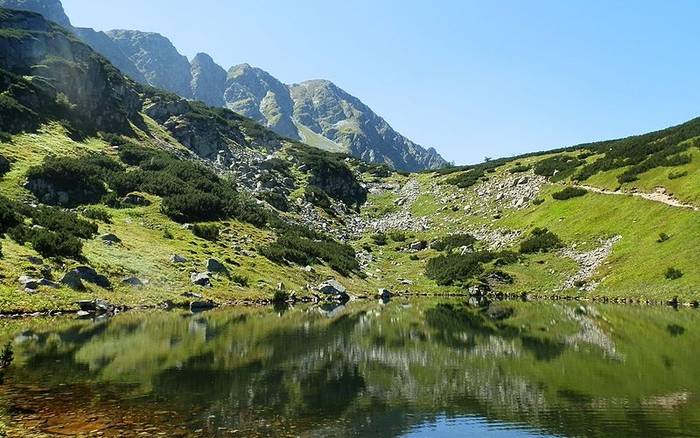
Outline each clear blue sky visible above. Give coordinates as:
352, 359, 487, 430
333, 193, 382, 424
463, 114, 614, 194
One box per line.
62, 0, 700, 165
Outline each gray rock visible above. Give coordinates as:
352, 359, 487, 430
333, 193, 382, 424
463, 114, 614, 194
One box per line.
121, 193, 151, 206
377, 288, 392, 300
170, 254, 187, 264
60, 270, 85, 291
206, 258, 228, 275
190, 272, 211, 287
122, 277, 145, 288
18, 275, 39, 291
318, 279, 346, 295
100, 233, 121, 245
74, 266, 111, 288
409, 241, 426, 251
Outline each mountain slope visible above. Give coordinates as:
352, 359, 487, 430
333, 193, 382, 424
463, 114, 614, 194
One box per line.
0, 0, 448, 171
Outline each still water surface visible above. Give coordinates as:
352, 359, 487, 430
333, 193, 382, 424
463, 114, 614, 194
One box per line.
1, 299, 699, 437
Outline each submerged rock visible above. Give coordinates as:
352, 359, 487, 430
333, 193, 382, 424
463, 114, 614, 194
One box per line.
190, 300, 217, 312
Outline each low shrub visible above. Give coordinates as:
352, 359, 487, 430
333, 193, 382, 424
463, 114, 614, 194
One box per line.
82, 206, 112, 223
509, 164, 530, 174
445, 169, 485, 188
10, 225, 82, 258
388, 230, 407, 242
665, 267, 683, 280
371, 233, 388, 246
432, 234, 476, 252
668, 170, 688, 180
272, 290, 289, 303
534, 155, 583, 179
0, 195, 21, 234
0, 154, 10, 176
231, 274, 249, 287
552, 187, 587, 200
31, 206, 97, 239
532, 198, 545, 205
260, 191, 290, 212
192, 223, 220, 241
260, 229, 359, 276
425, 253, 484, 286
26, 154, 121, 206
519, 228, 563, 254
657, 232, 670, 243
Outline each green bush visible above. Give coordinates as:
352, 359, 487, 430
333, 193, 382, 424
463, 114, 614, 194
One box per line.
31, 206, 97, 239
665, 267, 683, 280
668, 170, 688, 180
0, 154, 10, 176
304, 185, 333, 212
231, 274, 249, 287
534, 155, 583, 179
552, 187, 587, 200
388, 230, 407, 242
519, 228, 563, 254
192, 223, 220, 241
445, 169, 485, 188
509, 164, 530, 174
425, 253, 484, 286
260, 229, 359, 276
292, 145, 367, 208
432, 234, 476, 252
26, 155, 120, 206
29, 229, 83, 258
0, 195, 21, 234
532, 198, 544, 205
82, 206, 112, 223
371, 233, 388, 246
260, 191, 290, 212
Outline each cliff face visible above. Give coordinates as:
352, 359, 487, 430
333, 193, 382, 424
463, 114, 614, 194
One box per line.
0, 9, 140, 134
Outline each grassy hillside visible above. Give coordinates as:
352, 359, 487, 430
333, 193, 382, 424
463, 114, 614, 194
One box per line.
0, 7, 698, 314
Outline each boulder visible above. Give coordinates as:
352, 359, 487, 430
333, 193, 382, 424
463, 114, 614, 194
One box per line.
409, 241, 426, 251
377, 288, 392, 300
318, 279, 346, 295
122, 277, 145, 288
170, 254, 187, 264
121, 193, 151, 206
100, 233, 121, 245
190, 272, 211, 287
74, 266, 111, 288
18, 275, 40, 291
60, 270, 85, 291
206, 258, 228, 275
76, 299, 115, 314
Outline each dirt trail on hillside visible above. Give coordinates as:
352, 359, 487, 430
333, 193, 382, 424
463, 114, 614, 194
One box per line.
576, 184, 699, 211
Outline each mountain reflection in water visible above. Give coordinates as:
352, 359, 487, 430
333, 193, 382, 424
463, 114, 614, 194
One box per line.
1, 299, 699, 437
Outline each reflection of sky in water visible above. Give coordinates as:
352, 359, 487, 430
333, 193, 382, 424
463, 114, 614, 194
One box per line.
404, 415, 558, 437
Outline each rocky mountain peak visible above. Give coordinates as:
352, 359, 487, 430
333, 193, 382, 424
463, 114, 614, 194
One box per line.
0, 0, 71, 28
191, 52, 226, 107
105, 29, 193, 98
0, 0, 448, 171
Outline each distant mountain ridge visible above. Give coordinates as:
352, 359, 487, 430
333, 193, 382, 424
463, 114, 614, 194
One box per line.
0, 0, 447, 171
